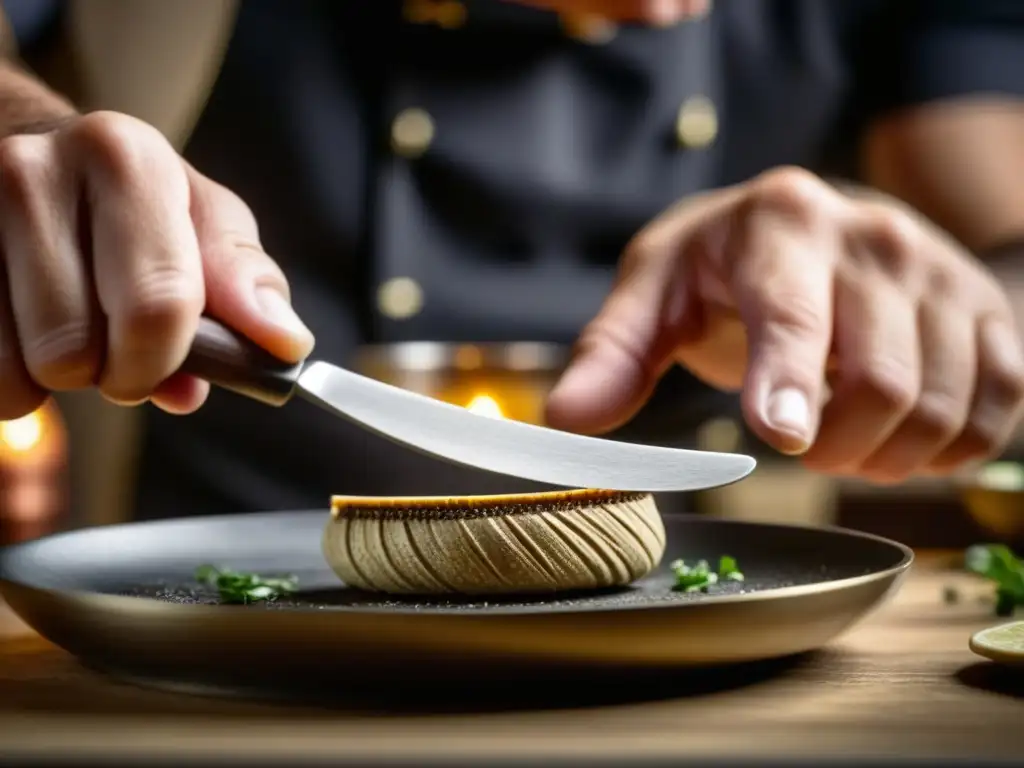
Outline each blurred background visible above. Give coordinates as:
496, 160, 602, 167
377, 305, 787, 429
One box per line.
5, 364, 1022, 553
1, 0, 1023, 557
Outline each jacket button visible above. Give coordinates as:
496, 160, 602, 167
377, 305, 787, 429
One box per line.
560, 13, 617, 44
377, 277, 424, 320
391, 108, 435, 158
675, 96, 718, 149
403, 0, 467, 29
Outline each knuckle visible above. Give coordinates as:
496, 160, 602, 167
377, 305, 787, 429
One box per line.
215, 229, 272, 267
867, 206, 921, 260
947, 367, 1024, 464
757, 289, 827, 335
620, 233, 657, 274
923, 266, 960, 300
857, 206, 924, 283
208, 230, 288, 293
0, 135, 50, 205
750, 166, 831, 221
904, 392, 968, 443
952, 424, 1006, 463
191, 173, 260, 234
119, 268, 204, 343
981, 361, 1024, 409
22, 320, 101, 390
102, 271, 203, 402
847, 359, 919, 413
70, 111, 169, 186
576, 315, 645, 364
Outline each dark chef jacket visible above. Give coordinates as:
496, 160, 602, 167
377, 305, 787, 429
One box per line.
10, 0, 1024, 519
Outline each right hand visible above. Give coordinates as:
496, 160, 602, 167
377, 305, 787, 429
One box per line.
0, 110, 315, 419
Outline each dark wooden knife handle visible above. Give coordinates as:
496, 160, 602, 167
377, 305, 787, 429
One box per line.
180, 316, 304, 407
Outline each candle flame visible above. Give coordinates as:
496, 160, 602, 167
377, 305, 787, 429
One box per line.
0, 410, 43, 452
466, 394, 504, 419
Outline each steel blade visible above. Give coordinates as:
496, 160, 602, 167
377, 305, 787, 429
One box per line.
297, 361, 755, 492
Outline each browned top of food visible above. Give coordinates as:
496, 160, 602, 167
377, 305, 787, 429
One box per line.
329, 488, 651, 521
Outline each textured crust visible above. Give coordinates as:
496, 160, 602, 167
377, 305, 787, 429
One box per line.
330, 489, 648, 521
323, 490, 666, 596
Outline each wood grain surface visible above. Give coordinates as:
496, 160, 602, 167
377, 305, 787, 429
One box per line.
0, 551, 1021, 765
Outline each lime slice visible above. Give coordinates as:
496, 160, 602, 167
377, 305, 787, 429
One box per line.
969, 620, 1024, 666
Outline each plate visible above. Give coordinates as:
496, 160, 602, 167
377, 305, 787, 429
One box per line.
0, 511, 912, 699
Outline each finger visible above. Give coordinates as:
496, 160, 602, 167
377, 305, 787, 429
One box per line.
801, 278, 920, 473
63, 113, 205, 405
730, 215, 834, 455
187, 166, 314, 364
0, 264, 46, 420
927, 316, 1024, 472
544, 186, 747, 433
0, 134, 104, 392
857, 301, 975, 483
150, 371, 211, 415
544, 238, 691, 434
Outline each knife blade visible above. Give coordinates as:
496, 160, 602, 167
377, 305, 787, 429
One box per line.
181, 317, 756, 492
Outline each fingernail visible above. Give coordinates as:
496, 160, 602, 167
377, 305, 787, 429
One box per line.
100, 392, 149, 408
765, 387, 811, 447
255, 287, 314, 347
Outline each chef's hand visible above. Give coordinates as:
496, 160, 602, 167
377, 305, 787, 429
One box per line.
546, 167, 1024, 483
0, 111, 314, 419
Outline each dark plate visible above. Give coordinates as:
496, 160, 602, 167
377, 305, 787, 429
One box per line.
0, 511, 912, 699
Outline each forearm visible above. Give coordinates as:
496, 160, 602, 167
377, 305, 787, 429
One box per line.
0, 59, 76, 137
863, 99, 1024, 254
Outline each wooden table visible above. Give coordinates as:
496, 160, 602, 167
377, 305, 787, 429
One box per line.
0, 552, 1022, 765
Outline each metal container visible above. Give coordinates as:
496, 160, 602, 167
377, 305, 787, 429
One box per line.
353, 341, 571, 426
351, 341, 692, 514
958, 461, 1024, 549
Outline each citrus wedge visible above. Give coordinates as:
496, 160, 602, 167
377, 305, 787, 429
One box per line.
969, 620, 1024, 666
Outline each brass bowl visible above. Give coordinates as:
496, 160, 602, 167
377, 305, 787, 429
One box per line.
352, 341, 570, 426
958, 462, 1024, 547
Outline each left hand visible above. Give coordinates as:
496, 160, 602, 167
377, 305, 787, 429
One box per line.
545, 167, 1024, 483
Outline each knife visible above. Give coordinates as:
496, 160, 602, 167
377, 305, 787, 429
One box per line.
180, 317, 756, 492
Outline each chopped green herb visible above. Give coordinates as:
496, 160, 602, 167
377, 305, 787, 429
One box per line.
670, 556, 744, 593
964, 544, 1024, 618
194, 564, 299, 605
718, 555, 745, 582
942, 585, 960, 605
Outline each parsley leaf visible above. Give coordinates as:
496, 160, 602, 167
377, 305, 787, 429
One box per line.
965, 544, 1024, 617
718, 555, 745, 582
670, 556, 744, 593
194, 565, 299, 605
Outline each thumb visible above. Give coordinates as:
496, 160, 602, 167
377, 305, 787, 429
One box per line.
545, 246, 696, 434
188, 169, 315, 363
